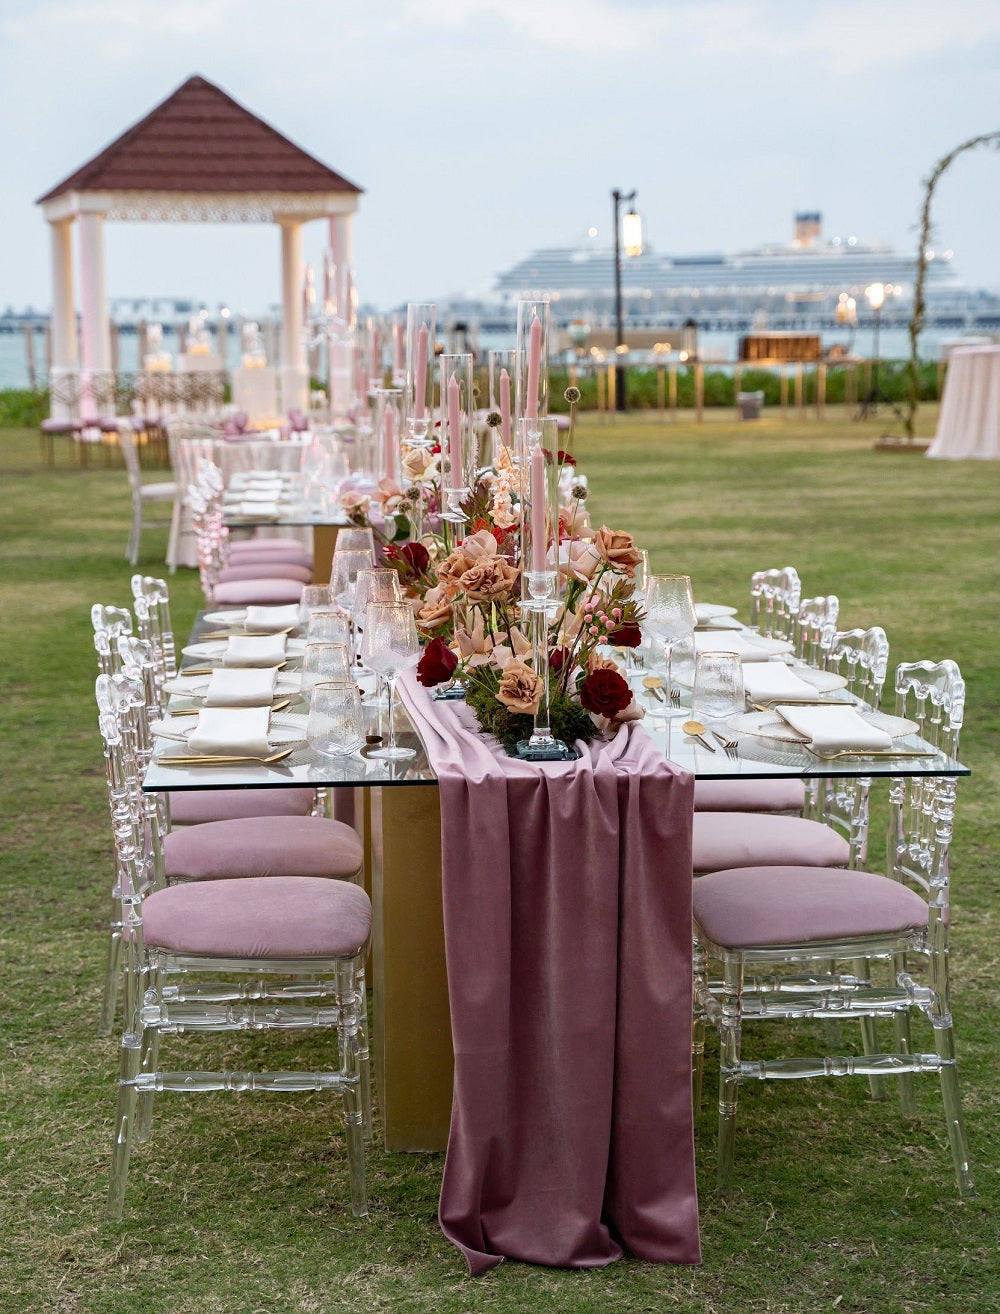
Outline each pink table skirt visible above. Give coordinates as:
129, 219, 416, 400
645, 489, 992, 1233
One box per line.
928, 345, 1000, 460
399, 673, 701, 1273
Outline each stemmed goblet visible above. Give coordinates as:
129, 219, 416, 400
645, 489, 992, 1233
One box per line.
330, 548, 376, 668
643, 573, 697, 717
361, 601, 420, 760
352, 568, 402, 689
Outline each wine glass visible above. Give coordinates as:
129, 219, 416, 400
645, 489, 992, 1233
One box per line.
330, 549, 376, 666
352, 568, 403, 688
643, 573, 697, 716
298, 584, 332, 627
306, 680, 364, 757
306, 608, 351, 645
362, 601, 420, 760
333, 526, 376, 559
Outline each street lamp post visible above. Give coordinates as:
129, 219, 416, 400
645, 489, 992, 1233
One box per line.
859, 281, 886, 418
611, 188, 640, 412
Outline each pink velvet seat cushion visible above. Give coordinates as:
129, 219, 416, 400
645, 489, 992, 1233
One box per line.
229, 537, 310, 557
213, 578, 304, 606
142, 875, 372, 959
168, 787, 316, 825
227, 546, 313, 570
693, 866, 929, 949
692, 812, 850, 874
163, 815, 363, 881
41, 417, 83, 433
217, 561, 312, 585
694, 778, 805, 813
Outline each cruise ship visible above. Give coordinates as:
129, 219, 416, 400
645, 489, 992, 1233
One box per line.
482, 213, 1000, 333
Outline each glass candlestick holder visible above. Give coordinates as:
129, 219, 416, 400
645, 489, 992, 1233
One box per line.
404, 302, 436, 442
516, 570, 579, 761
514, 298, 552, 429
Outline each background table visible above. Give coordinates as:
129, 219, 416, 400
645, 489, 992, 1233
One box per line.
928, 343, 1000, 459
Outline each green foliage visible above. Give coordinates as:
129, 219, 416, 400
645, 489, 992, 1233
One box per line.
464, 663, 597, 755
0, 387, 48, 427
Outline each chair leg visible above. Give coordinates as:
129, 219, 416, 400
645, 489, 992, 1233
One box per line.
337, 962, 368, 1216
717, 952, 744, 1194
107, 1034, 141, 1220
355, 968, 373, 1145
853, 957, 888, 1100
98, 901, 124, 1037
128, 507, 142, 566
891, 951, 917, 1116
692, 938, 708, 1111
136, 966, 162, 1144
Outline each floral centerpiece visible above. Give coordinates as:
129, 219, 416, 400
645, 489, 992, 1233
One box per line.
344, 388, 647, 756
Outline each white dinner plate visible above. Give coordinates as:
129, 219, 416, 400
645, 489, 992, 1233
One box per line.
695, 602, 739, 620
152, 711, 308, 747
695, 614, 743, 631
181, 638, 307, 661
163, 671, 303, 698
203, 609, 249, 624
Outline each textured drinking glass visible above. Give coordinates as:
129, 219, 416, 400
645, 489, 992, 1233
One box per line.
298, 584, 332, 626
691, 650, 745, 721
301, 642, 352, 695
332, 527, 376, 560
644, 573, 697, 717
362, 601, 420, 760
306, 680, 364, 756
306, 608, 351, 645
352, 568, 402, 680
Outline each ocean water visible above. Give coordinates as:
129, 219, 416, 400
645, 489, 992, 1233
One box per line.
0, 324, 965, 391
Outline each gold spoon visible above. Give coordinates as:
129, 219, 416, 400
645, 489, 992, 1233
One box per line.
681, 719, 717, 752
642, 675, 665, 702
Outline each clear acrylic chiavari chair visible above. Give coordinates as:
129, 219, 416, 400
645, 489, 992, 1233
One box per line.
795, 594, 839, 665
692, 658, 974, 1199
96, 672, 373, 1220
749, 565, 802, 641
131, 574, 177, 684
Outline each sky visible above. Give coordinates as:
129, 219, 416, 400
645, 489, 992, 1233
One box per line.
2, 0, 1000, 316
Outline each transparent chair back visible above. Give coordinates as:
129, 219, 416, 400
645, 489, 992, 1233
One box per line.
749, 565, 801, 639
796, 594, 839, 664
131, 574, 177, 683
825, 625, 890, 709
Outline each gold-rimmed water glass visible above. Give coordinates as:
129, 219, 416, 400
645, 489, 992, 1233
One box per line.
361, 601, 420, 760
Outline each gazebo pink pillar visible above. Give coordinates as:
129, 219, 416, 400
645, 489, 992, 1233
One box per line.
48, 218, 78, 418
279, 218, 308, 413
78, 209, 112, 420
327, 212, 355, 420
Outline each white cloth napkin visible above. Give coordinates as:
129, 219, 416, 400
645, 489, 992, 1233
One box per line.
237, 500, 280, 517
187, 706, 271, 756
694, 631, 773, 663
244, 604, 301, 632
772, 704, 893, 754
742, 663, 822, 703
240, 484, 285, 500
223, 634, 287, 667
695, 603, 735, 623
205, 667, 278, 707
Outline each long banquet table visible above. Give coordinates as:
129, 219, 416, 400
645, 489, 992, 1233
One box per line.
143, 609, 970, 1272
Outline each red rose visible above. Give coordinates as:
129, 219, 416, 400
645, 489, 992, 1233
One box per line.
416, 636, 458, 687
385, 540, 430, 580
549, 645, 569, 673
579, 668, 633, 717
608, 622, 642, 648
557, 450, 577, 466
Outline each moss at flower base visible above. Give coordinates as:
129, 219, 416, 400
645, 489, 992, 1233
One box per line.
464, 665, 598, 757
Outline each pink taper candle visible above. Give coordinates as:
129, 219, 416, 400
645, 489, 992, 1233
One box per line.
414, 322, 429, 418
448, 374, 463, 486
383, 403, 396, 481
499, 367, 511, 445
530, 444, 546, 572
525, 315, 542, 421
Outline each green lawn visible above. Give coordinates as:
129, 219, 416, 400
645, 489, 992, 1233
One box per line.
1, 411, 998, 1313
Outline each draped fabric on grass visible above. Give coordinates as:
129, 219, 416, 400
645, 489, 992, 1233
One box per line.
399, 672, 701, 1273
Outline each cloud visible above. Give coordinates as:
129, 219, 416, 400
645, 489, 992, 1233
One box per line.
1, 0, 238, 40
401, 0, 673, 54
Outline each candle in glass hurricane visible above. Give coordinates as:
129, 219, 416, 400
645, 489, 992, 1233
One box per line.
499, 368, 512, 446
447, 373, 463, 487
414, 322, 429, 418
530, 444, 547, 572
525, 315, 542, 421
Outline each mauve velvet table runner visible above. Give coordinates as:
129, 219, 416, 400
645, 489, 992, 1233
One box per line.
399, 672, 701, 1273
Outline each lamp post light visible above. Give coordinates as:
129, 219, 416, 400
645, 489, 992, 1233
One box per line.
859, 281, 886, 417
611, 188, 642, 412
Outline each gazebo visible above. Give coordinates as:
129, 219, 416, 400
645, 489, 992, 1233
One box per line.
36, 74, 362, 417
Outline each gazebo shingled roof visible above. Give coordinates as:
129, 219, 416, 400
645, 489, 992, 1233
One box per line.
37, 74, 362, 202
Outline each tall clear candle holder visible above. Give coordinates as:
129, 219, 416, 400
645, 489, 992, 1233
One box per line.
404, 303, 436, 448
488, 348, 517, 460
439, 353, 473, 526
514, 299, 552, 429
516, 417, 577, 760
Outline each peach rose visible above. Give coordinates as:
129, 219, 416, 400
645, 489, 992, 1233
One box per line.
592, 525, 642, 576
496, 659, 544, 715
416, 593, 454, 631
561, 539, 602, 583
458, 556, 520, 603
461, 528, 499, 562
400, 446, 438, 482
340, 490, 371, 515
490, 625, 532, 668
435, 548, 473, 595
